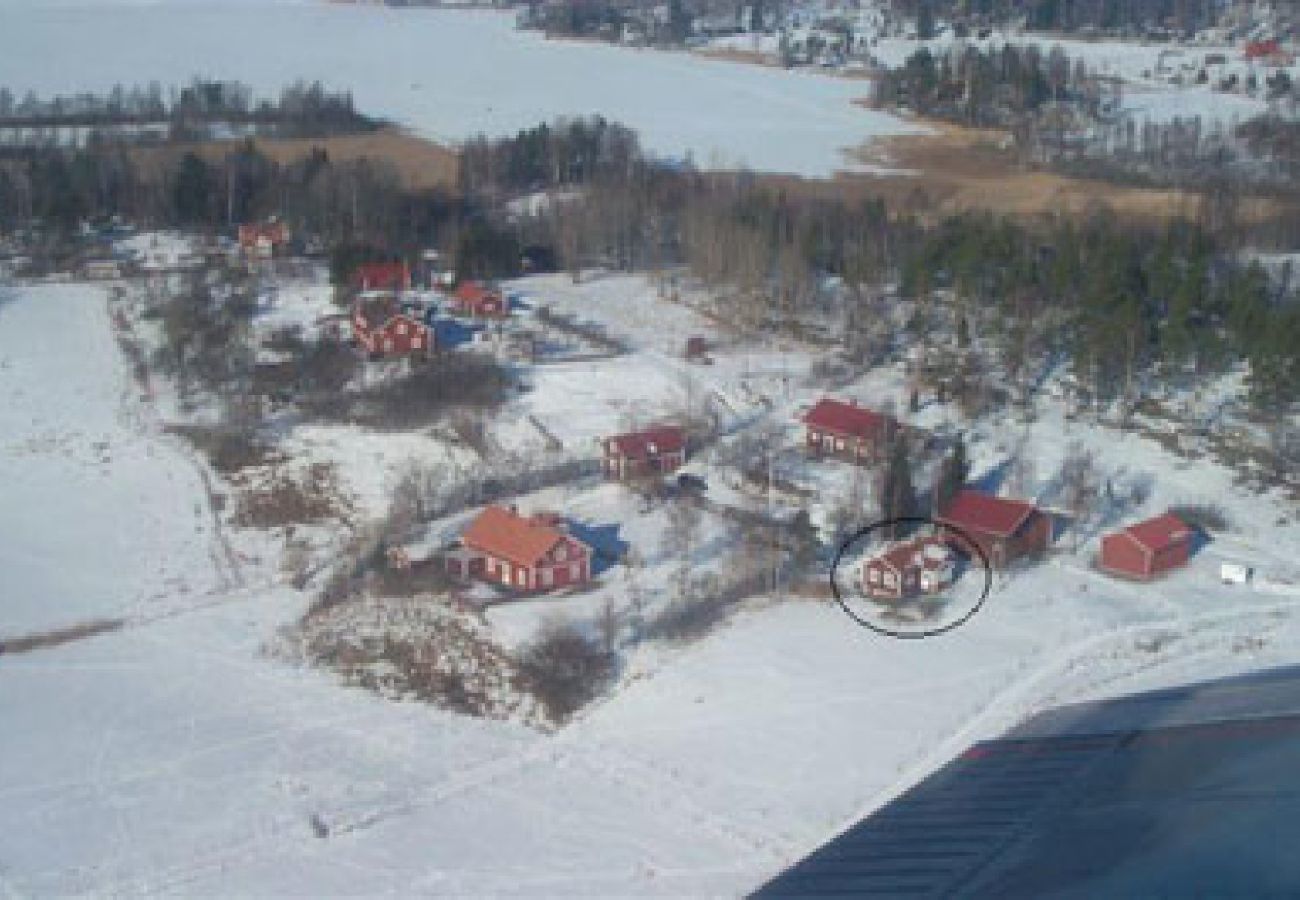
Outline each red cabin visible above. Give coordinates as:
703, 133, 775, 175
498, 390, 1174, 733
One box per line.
444, 505, 593, 592
1099, 512, 1193, 581
937, 489, 1051, 570
1245, 39, 1281, 59
351, 297, 433, 357
602, 425, 687, 480
802, 398, 897, 463
238, 221, 290, 258
449, 281, 508, 318
862, 535, 956, 600
352, 261, 412, 292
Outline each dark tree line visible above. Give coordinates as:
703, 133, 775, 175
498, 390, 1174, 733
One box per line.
5, 108, 1296, 414
875, 44, 1111, 129
0, 79, 377, 141
892, 0, 1225, 36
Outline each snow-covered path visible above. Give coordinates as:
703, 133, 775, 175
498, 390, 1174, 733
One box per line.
0, 283, 225, 637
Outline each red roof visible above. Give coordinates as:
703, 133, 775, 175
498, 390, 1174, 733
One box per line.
802, 398, 893, 440
1120, 512, 1191, 553
1246, 39, 1281, 58
352, 262, 409, 288
939, 489, 1038, 538
871, 535, 953, 573
455, 281, 496, 303
604, 425, 686, 460
461, 505, 581, 568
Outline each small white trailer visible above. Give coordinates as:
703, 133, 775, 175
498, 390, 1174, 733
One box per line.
1220, 562, 1253, 586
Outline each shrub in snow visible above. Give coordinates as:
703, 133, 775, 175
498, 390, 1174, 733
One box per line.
515, 622, 616, 725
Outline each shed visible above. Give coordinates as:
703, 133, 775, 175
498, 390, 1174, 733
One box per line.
1099, 512, 1193, 581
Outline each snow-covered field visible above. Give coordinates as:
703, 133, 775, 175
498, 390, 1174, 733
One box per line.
3, 268, 1299, 895
0, 0, 925, 177
0, 282, 229, 635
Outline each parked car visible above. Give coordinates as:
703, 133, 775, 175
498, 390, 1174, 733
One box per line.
676, 473, 708, 494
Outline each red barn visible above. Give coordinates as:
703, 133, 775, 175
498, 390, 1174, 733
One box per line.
448, 281, 508, 318
937, 489, 1051, 570
444, 505, 593, 592
602, 425, 686, 479
1099, 512, 1193, 581
1245, 39, 1281, 59
352, 261, 412, 292
238, 221, 290, 258
862, 535, 956, 600
802, 398, 897, 463
352, 297, 433, 357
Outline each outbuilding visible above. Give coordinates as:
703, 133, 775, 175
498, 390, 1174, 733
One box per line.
802, 397, 897, 463
1099, 512, 1194, 581
602, 425, 687, 480
937, 489, 1051, 570
352, 261, 412, 292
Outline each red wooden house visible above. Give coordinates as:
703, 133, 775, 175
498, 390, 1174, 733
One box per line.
448, 281, 508, 318
936, 489, 1051, 570
1245, 39, 1281, 59
802, 398, 897, 463
238, 221, 290, 258
444, 505, 593, 592
602, 425, 686, 479
1099, 512, 1193, 581
862, 535, 956, 600
352, 261, 412, 292
352, 297, 433, 357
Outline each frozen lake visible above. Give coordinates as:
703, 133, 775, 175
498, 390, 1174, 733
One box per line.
0, 0, 924, 176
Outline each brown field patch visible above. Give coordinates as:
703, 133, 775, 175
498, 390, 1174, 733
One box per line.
836, 118, 1288, 224
131, 127, 459, 191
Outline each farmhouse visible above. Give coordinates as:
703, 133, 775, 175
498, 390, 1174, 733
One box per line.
352, 261, 412, 292
602, 425, 687, 480
351, 297, 433, 357
802, 397, 897, 462
444, 505, 593, 592
448, 281, 508, 318
237, 221, 290, 258
937, 489, 1051, 569
862, 535, 957, 601
1099, 512, 1193, 581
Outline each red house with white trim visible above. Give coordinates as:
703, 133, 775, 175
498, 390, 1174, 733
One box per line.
602, 425, 687, 480
444, 505, 593, 592
862, 535, 957, 600
1099, 512, 1193, 581
447, 281, 508, 318
352, 297, 433, 357
352, 262, 412, 292
936, 489, 1051, 570
802, 398, 897, 463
